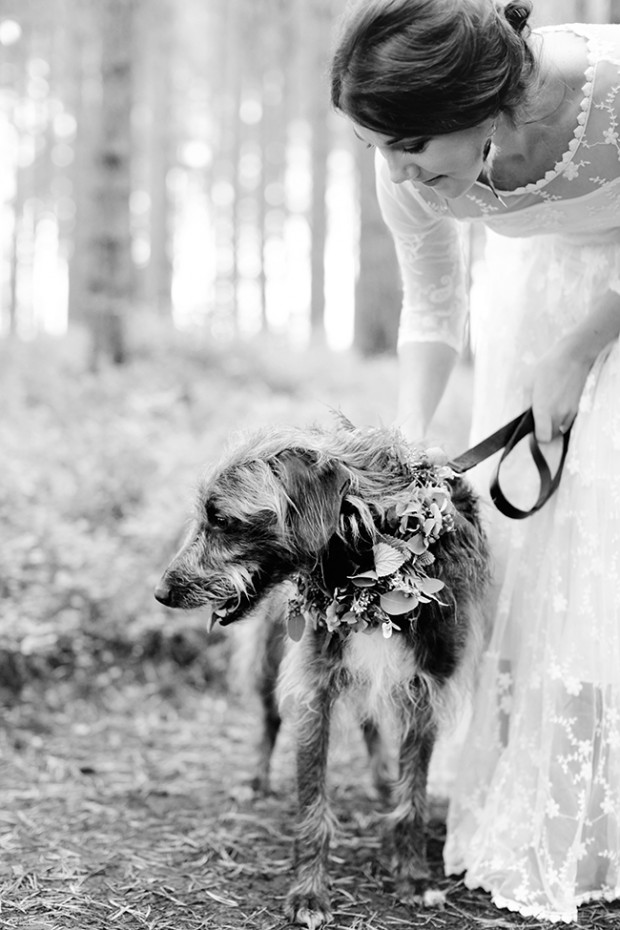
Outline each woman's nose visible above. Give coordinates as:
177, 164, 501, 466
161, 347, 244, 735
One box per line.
384, 151, 419, 184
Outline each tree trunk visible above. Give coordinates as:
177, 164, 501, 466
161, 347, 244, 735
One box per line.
353, 146, 401, 356
86, 0, 135, 366
307, 1, 332, 344
210, 0, 241, 337
144, 0, 174, 320
68, 0, 100, 329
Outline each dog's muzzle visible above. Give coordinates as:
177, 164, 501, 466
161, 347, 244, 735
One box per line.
154, 577, 252, 630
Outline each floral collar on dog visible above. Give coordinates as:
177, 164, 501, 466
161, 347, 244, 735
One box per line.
287, 450, 457, 642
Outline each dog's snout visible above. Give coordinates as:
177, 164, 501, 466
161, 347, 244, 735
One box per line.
154, 579, 173, 606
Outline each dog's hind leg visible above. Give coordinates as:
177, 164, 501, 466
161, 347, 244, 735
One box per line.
388, 699, 445, 908
361, 720, 392, 803
284, 688, 338, 929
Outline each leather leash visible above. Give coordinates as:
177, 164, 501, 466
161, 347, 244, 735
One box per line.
449, 408, 572, 519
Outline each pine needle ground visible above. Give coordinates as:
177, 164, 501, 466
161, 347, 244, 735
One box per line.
2, 680, 620, 930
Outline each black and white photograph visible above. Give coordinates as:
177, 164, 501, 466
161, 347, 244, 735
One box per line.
1, 1, 620, 928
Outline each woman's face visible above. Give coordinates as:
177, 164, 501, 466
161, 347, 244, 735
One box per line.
351, 119, 494, 199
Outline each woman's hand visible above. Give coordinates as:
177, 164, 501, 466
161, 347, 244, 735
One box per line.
528, 339, 591, 442
528, 290, 620, 443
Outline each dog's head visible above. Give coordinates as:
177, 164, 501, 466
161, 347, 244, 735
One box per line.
154, 431, 350, 625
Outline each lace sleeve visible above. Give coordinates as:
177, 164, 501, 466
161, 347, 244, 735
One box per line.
375, 154, 469, 352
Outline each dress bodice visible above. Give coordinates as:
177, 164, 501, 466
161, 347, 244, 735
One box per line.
377, 24, 620, 350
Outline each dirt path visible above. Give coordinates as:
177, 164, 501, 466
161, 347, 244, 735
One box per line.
1, 680, 617, 930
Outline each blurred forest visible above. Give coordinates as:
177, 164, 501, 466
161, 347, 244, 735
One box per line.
0, 0, 618, 690
0, 0, 401, 360
0, 0, 616, 360
2, 0, 616, 365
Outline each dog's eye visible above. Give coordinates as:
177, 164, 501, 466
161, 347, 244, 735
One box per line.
206, 503, 230, 530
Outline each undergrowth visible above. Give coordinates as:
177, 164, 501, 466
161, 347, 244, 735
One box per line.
0, 326, 471, 699
0, 328, 411, 699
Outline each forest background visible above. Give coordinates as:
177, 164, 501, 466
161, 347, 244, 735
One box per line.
2, 3, 620, 930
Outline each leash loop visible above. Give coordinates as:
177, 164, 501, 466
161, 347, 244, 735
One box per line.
450, 408, 572, 519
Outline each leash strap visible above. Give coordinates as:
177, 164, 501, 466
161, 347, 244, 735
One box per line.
449, 408, 572, 519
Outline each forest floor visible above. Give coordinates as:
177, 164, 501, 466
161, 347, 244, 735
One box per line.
2, 335, 620, 930
2, 678, 620, 930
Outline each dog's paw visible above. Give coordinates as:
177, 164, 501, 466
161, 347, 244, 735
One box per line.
395, 877, 446, 909
284, 891, 332, 928
420, 887, 447, 908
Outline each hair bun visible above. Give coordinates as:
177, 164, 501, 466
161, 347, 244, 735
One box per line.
504, 0, 532, 35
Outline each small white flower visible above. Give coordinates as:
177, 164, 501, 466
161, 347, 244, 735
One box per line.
601, 795, 617, 815
553, 593, 568, 613
575, 842, 588, 861
565, 677, 582, 696
499, 695, 512, 715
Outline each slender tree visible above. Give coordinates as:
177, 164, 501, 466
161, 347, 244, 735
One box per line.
143, 0, 174, 320
307, 0, 333, 344
353, 142, 401, 355
85, 0, 135, 365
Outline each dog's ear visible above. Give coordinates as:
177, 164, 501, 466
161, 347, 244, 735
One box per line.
271, 450, 350, 554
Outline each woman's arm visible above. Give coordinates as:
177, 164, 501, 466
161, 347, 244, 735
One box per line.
397, 340, 458, 441
373, 156, 468, 441
530, 288, 620, 442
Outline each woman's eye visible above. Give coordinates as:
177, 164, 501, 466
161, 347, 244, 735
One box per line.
402, 139, 429, 154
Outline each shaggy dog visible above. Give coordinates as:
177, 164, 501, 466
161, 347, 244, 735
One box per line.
155, 419, 489, 928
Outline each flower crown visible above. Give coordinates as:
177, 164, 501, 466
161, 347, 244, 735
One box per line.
287, 449, 456, 642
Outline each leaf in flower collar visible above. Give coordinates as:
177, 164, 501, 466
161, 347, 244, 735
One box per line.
405, 533, 428, 555
378, 532, 410, 552
349, 570, 378, 588
418, 576, 445, 596
287, 609, 306, 642
373, 542, 407, 577
380, 590, 419, 616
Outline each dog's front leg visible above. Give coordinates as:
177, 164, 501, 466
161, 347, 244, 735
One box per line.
284, 688, 337, 929
389, 699, 445, 908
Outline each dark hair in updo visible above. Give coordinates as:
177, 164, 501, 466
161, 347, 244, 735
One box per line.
331, 0, 537, 139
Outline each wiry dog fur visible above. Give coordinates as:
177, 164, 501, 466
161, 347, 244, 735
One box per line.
155, 420, 489, 928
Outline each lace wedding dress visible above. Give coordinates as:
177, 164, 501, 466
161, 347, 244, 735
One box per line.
377, 23, 620, 924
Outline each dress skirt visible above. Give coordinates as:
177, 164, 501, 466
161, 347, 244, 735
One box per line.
443, 228, 620, 922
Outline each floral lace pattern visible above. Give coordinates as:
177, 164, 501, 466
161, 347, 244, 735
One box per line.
377, 22, 620, 924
